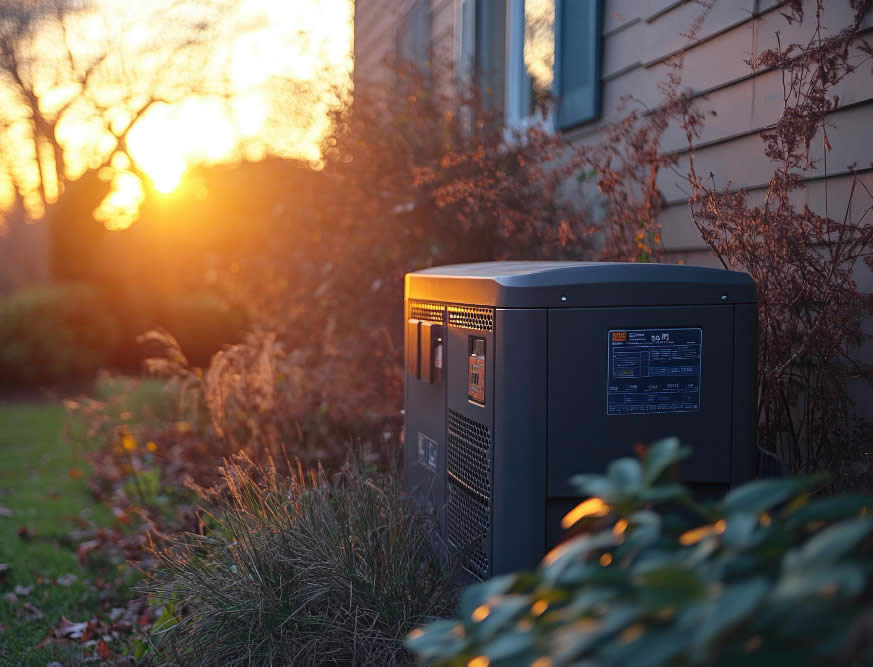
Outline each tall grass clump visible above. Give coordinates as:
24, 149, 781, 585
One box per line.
142, 451, 456, 666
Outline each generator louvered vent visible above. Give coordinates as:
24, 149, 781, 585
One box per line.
446, 409, 492, 580
408, 300, 444, 323
448, 305, 493, 332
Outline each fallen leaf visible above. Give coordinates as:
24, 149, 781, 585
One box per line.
0, 506, 13, 518
68, 467, 83, 480
56, 573, 78, 587
19, 601, 44, 621
77, 539, 99, 563
97, 639, 114, 659
55, 616, 89, 639
13, 584, 34, 596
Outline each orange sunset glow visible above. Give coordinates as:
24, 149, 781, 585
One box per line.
0, 0, 354, 229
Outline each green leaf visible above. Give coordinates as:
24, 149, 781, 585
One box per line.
774, 564, 866, 600
597, 625, 689, 667
571, 474, 617, 500
785, 518, 873, 570
640, 484, 690, 504
633, 563, 708, 607
130, 639, 150, 661
458, 574, 517, 622
692, 578, 769, 655
722, 478, 816, 516
474, 595, 531, 641
553, 604, 640, 664
720, 513, 760, 548
607, 458, 644, 491
784, 495, 873, 525
405, 619, 467, 661
541, 532, 618, 585
483, 628, 535, 661
643, 437, 692, 484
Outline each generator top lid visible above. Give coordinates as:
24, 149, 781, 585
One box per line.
405, 261, 756, 308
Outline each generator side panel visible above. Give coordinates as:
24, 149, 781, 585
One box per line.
404, 299, 447, 534
547, 305, 737, 497
444, 305, 495, 581
731, 303, 758, 484
491, 308, 548, 575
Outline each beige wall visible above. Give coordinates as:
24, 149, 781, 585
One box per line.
571, 0, 873, 262
353, 0, 458, 93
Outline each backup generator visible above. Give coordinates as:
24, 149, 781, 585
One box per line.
404, 261, 757, 580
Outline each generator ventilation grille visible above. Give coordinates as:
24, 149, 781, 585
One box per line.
448, 305, 493, 332
408, 300, 444, 323
447, 409, 492, 580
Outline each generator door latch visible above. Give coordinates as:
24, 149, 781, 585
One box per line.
468, 337, 486, 405
420, 322, 444, 384
406, 319, 421, 379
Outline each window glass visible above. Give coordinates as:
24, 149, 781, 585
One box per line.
523, 0, 554, 115
477, 0, 508, 118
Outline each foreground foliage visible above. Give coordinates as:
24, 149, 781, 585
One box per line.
408, 439, 873, 666
142, 452, 457, 666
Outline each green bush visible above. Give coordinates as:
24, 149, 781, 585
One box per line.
0, 284, 119, 387
408, 439, 873, 666
143, 452, 457, 666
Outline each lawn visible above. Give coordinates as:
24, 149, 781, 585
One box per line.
0, 401, 121, 665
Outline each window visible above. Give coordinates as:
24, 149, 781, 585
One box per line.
554, 0, 602, 129
456, 0, 602, 131
398, 0, 432, 77
506, 0, 554, 128
457, 0, 508, 120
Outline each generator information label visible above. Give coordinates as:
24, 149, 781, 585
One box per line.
417, 432, 438, 471
607, 328, 702, 415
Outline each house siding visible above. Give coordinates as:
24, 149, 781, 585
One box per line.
353, 0, 873, 263
353, 0, 459, 93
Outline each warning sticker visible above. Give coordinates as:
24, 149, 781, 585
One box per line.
468, 356, 485, 404
607, 328, 702, 415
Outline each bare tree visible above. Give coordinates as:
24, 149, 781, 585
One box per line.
0, 0, 236, 220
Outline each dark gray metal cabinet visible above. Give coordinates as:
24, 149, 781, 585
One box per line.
404, 261, 757, 581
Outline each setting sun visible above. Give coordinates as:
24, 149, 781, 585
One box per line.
121, 0, 354, 206
0, 0, 354, 226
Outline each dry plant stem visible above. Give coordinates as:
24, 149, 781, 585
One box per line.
683, 0, 873, 474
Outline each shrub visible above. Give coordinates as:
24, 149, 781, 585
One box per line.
209, 66, 591, 447
408, 438, 873, 666
142, 452, 457, 666
0, 283, 119, 387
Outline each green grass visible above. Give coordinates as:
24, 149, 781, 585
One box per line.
0, 402, 118, 666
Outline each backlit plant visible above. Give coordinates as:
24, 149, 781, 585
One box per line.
408, 438, 873, 665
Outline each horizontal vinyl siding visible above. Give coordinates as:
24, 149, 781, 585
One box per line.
355, 0, 457, 92
354, 0, 406, 86
658, 170, 873, 251
582, 0, 873, 257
